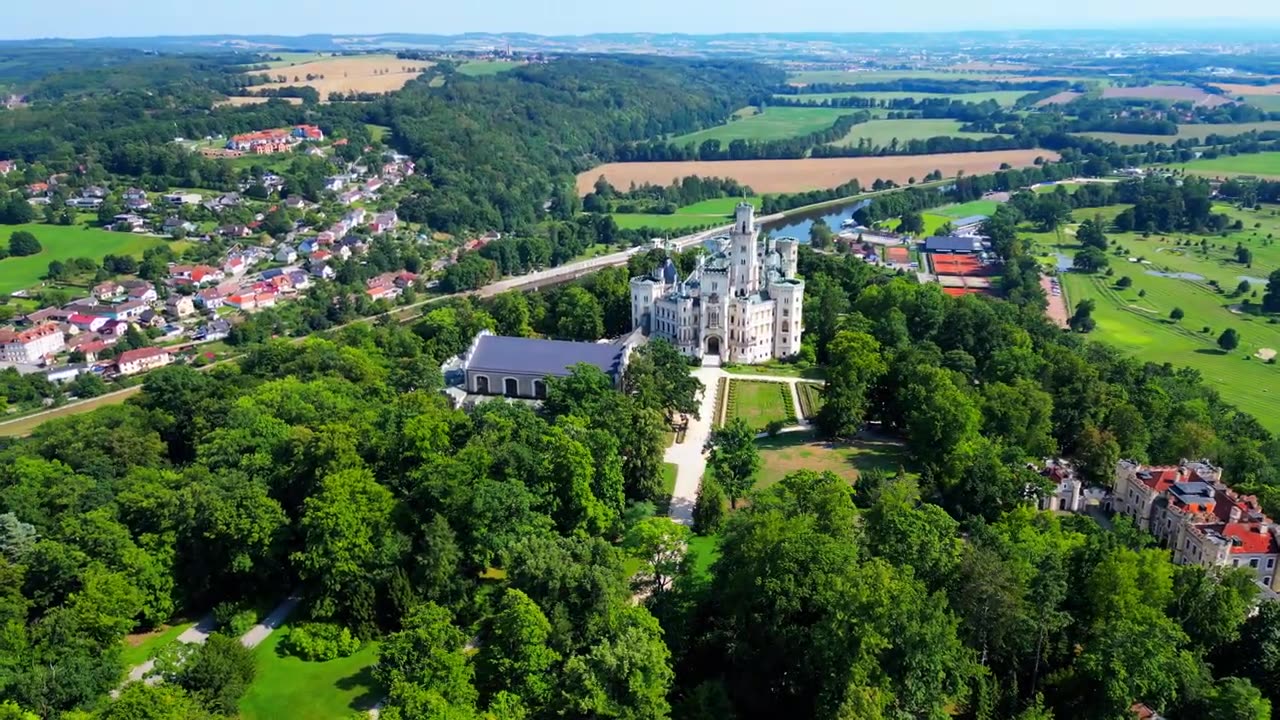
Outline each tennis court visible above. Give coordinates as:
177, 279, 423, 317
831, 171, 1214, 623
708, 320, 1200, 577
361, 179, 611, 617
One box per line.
886, 246, 911, 264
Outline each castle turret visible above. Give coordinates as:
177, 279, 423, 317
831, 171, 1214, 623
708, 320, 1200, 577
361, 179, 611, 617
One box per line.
630, 275, 662, 333
730, 203, 760, 294
769, 277, 805, 359
775, 237, 799, 279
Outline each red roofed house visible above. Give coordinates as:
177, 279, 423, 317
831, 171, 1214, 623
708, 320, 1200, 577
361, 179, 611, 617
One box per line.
26, 182, 49, 196
225, 293, 257, 312
93, 281, 125, 301
366, 284, 399, 302
69, 313, 108, 333
310, 250, 333, 264
0, 323, 65, 363
255, 291, 277, 309
1115, 459, 1280, 590
117, 346, 173, 376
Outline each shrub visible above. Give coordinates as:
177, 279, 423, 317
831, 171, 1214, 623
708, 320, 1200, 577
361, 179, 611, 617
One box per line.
212, 602, 258, 637
282, 622, 361, 661
765, 419, 786, 437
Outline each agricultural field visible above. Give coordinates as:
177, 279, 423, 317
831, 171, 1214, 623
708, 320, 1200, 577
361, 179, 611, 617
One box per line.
456, 60, 522, 76
1037, 203, 1280, 431
787, 69, 1037, 85
576, 149, 1057, 195
239, 626, 382, 720
0, 221, 173, 296
1161, 152, 1280, 180
669, 106, 858, 145
259, 52, 330, 69
1240, 95, 1280, 112
831, 119, 1003, 148
1101, 85, 1233, 107
778, 90, 1033, 106
247, 54, 431, 99
610, 196, 764, 230
213, 96, 302, 108
753, 431, 910, 490
1077, 121, 1280, 145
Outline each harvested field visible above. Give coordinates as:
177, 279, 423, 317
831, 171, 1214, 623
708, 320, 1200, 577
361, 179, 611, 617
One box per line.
246, 55, 430, 99
1035, 91, 1082, 107
214, 96, 302, 107
1210, 83, 1280, 96
1101, 85, 1233, 107
576, 149, 1057, 195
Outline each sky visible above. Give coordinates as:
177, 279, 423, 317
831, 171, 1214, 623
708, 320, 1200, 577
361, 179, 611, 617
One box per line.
4, 0, 1280, 40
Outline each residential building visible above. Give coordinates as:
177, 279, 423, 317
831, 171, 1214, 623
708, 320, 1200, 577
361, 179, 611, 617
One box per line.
1037, 459, 1085, 513
69, 314, 108, 333
370, 211, 399, 235
219, 224, 252, 239
275, 245, 298, 264
112, 214, 146, 231
311, 264, 335, 281
45, 364, 92, 384
367, 284, 400, 302
117, 347, 173, 376
339, 190, 362, 205
196, 287, 227, 310
225, 293, 257, 311
93, 281, 125, 301
165, 295, 196, 318
66, 197, 103, 210
223, 255, 248, 277
161, 217, 198, 236
125, 282, 158, 303
0, 323, 66, 364
629, 203, 804, 364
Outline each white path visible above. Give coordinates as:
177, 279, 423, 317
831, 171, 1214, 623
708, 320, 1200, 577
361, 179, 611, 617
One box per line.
240, 594, 301, 649
122, 613, 219, 688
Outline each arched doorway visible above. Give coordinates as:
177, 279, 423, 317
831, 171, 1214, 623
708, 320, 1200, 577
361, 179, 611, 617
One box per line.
476, 375, 490, 394
706, 336, 721, 357
533, 380, 547, 399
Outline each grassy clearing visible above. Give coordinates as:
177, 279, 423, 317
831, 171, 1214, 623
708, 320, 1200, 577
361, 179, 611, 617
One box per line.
831, 118, 1001, 148
725, 380, 796, 431
674, 196, 762, 215
671, 106, 859, 145
1165, 152, 1280, 179
779, 90, 1032, 106
365, 123, 390, 142
121, 621, 195, 669
1241, 95, 1280, 112
610, 197, 761, 232
456, 60, 521, 76
753, 431, 910, 490
881, 212, 954, 237
0, 222, 172, 295
239, 625, 382, 720
1078, 121, 1280, 145
1035, 202, 1280, 431
936, 199, 1000, 218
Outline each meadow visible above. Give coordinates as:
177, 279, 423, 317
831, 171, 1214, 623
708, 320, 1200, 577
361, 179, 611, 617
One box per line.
456, 60, 522, 76
778, 90, 1032, 106
247, 54, 431, 99
1035, 202, 1280, 431
1077, 121, 1280, 145
1162, 152, 1280, 179
787, 69, 1035, 85
0, 222, 172, 295
753, 431, 910, 490
239, 625, 382, 720
577, 149, 1056, 195
669, 106, 858, 145
610, 196, 763, 231
831, 118, 1002, 149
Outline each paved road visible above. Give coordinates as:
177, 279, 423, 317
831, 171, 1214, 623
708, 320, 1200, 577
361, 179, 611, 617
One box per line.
121, 613, 219, 688
664, 362, 726, 525
240, 594, 301, 649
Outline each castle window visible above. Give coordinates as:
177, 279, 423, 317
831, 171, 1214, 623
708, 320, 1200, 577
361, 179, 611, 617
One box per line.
1269, 558, 1276, 569
1251, 558, 1260, 568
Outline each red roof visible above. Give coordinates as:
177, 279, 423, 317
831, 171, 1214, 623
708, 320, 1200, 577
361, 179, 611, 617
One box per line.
1221, 523, 1280, 555
118, 346, 169, 364
1138, 467, 1183, 493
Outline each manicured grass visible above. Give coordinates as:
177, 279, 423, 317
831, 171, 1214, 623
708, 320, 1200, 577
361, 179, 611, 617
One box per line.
673, 196, 763, 216
1164, 152, 1280, 180
456, 60, 521, 76
1077, 121, 1280, 145
936, 200, 1000, 218
1034, 202, 1280, 432
830, 118, 1001, 149
778, 90, 1032, 106
671, 106, 860, 145
687, 534, 720, 579
723, 362, 826, 380
239, 625, 382, 720
121, 621, 195, 669
0, 222, 172, 295
725, 380, 795, 431
568, 243, 617, 262
753, 431, 911, 490
880, 212, 954, 237
797, 382, 824, 420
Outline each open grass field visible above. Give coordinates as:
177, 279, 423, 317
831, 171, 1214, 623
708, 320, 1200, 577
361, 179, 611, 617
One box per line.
0, 222, 172, 295
1077, 121, 1280, 145
576, 149, 1058, 195
1161, 152, 1280, 179
881, 212, 954, 237
687, 534, 720, 579
0, 386, 144, 438
248, 54, 430, 99
1211, 83, 1280, 97
239, 625, 382, 720
120, 621, 195, 669
1240, 95, 1280, 112
670, 106, 859, 145
831, 119, 1002, 148
1035, 202, 1280, 431
365, 124, 390, 142
456, 60, 522, 76
260, 52, 329, 69
936, 199, 1001, 218
725, 379, 795, 431
753, 431, 910, 490
779, 90, 1032, 106
611, 197, 764, 231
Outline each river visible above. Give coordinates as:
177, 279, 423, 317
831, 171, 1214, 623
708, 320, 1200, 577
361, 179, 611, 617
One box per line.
760, 197, 875, 241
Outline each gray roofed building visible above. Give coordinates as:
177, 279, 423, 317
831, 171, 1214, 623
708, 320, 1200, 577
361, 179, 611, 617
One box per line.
924, 235, 984, 254
951, 214, 990, 231
457, 330, 630, 400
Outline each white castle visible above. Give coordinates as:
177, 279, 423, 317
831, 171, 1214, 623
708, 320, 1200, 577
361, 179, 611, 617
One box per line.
629, 203, 805, 364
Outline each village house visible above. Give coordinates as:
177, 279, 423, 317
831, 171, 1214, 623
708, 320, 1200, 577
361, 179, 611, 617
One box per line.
112, 300, 150, 321
93, 281, 125, 301
195, 286, 228, 310
363, 178, 384, 195
223, 255, 249, 277
73, 338, 113, 363
81, 186, 108, 199
275, 245, 298, 264
25, 182, 49, 196
225, 293, 258, 312
339, 190, 363, 206
369, 210, 399, 235
22, 307, 73, 326
137, 309, 166, 329
366, 284, 400, 302
165, 295, 196, 319
113, 214, 146, 231
169, 265, 225, 287
288, 270, 312, 290
163, 192, 202, 206
309, 250, 334, 264
68, 313, 107, 333
255, 290, 277, 309
284, 195, 308, 211
195, 319, 232, 342
323, 176, 347, 192
162, 217, 198, 236
219, 224, 253, 240
66, 197, 104, 210
311, 264, 335, 281
0, 323, 66, 364
117, 346, 173, 376
125, 282, 158, 303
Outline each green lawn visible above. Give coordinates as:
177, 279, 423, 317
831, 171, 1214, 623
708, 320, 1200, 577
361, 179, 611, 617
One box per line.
0, 222, 172, 295
936, 200, 1000, 218
753, 432, 911, 490
1036, 202, 1280, 432
456, 60, 521, 76
723, 361, 826, 380
611, 197, 762, 232
674, 196, 762, 216
881, 212, 954, 237
365, 124, 390, 142
725, 380, 795, 431
120, 621, 195, 669
670, 106, 859, 145
1163, 152, 1280, 180
687, 534, 720, 579
797, 382, 824, 420
777, 90, 1032, 106
239, 625, 382, 720
830, 118, 1001, 149
1077, 121, 1280, 145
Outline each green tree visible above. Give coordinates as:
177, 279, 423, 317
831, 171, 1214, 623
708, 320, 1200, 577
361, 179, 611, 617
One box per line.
490, 291, 533, 337
809, 219, 834, 250
692, 475, 727, 536
8, 231, 41, 257
898, 211, 925, 235
1170, 307, 1185, 322
554, 286, 604, 341
1073, 247, 1109, 273
175, 633, 256, 716
476, 590, 560, 712
1264, 269, 1280, 313
624, 516, 691, 595
1077, 218, 1108, 250
1070, 299, 1096, 333
624, 339, 703, 419
376, 603, 477, 715
899, 365, 980, 478
562, 606, 673, 719
706, 418, 760, 509
816, 330, 886, 439
1073, 424, 1121, 487
1218, 328, 1240, 351
97, 681, 213, 720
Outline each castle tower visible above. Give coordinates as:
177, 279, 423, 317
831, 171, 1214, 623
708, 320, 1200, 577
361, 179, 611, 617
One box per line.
730, 203, 760, 294
769, 278, 805, 359
775, 237, 799, 279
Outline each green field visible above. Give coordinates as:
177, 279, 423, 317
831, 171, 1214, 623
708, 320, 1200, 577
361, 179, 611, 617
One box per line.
778, 90, 1032, 106
0, 222, 172, 295
239, 626, 382, 720
611, 196, 762, 232
753, 431, 910, 490
261, 52, 327, 69
1163, 152, 1280, 179
456, 60, 521, 76
788, 70, 1027, 85
1078, 121, 1280, 145
936, 200, 1001, 218
120, 621, 196, 669
1241, 95, 1280, 112
670, 106, 858, 145
830, 118, 1001, 148
881, 212, 954, 237
687, 534, 721, 579
726, 380, 795, 431
1037, 203, 1280, 431
365, 124, 390, 142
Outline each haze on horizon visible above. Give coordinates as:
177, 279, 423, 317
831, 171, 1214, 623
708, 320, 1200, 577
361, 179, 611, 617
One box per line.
6, 0, 1280, 41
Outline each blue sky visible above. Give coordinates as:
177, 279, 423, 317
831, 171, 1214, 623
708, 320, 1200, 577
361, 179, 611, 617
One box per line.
5, 0, 1280, 39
